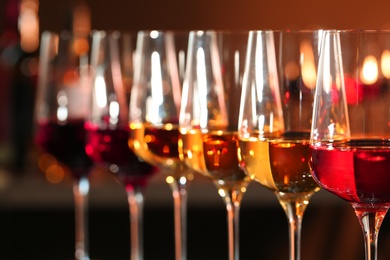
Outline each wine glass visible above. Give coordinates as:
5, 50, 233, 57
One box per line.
237, 30, 322, 260
173, 31, 189, 85
85, 30, 157, 260
34, 31, 92, 260
128, 30, 193, 260
179, 30, 251, 260
310, 29, 390, 260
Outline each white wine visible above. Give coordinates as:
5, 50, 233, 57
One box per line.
239, 133, 319, 193
129, 122, 188, 177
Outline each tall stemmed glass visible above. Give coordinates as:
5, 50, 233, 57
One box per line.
179, 30, 251, 260
128, 30, 193, 260
238, 30, 321, 260
85, 30, 157, 260
310, 30, 390, 260
34, 31, 92, 260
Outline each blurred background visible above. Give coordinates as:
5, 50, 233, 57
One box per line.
1, 0, 390, 259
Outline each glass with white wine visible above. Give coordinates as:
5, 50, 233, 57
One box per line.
128, 30, 193, 260
237, 30, 321, 260
179, 30, 251, 260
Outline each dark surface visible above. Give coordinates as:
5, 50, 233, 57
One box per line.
0, 170, 389, 260
2, 201, 390, 260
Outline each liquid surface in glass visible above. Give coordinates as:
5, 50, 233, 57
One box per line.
310, 139, 390, 206
239, 132, 319, 194
180, 129, 250, 189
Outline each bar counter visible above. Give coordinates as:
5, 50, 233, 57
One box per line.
0, 169, 388, 259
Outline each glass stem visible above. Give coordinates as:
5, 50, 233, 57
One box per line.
127, 185, 145, 260
353, 206, 389, 260
276, 193, 313, 260
222, 187, 245, 260
168, 176, 192, 260
73, 176, 90, 260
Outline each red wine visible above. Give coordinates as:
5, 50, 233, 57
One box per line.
310, 139, 390, 206
35, 119, 92, 179
85, 122, 156, 187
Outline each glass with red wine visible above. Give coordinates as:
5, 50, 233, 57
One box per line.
85, 30, 157, 260
309, 30, 390, 260
128, 30, 193, 260
34, 31, 93, 260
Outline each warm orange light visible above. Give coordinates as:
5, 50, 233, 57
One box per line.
381, 50, 390, 78
284, 61, 300, 81
46, 164, 65, 184
37, 153, 57, 172
163, 145, 170, 154
19, 0, 39, 53
72, 3, 91, 56
73, 4, 91, 37
37, 153, 66, 184
73, 37, 89, 56
361, 55, 378, 85
300, 39, 317, 89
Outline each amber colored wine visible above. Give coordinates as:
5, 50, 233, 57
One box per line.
129, 123, 187, 176
238, 132, 319, 193
310, 139, 390, 205
180, 129, 249, 188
